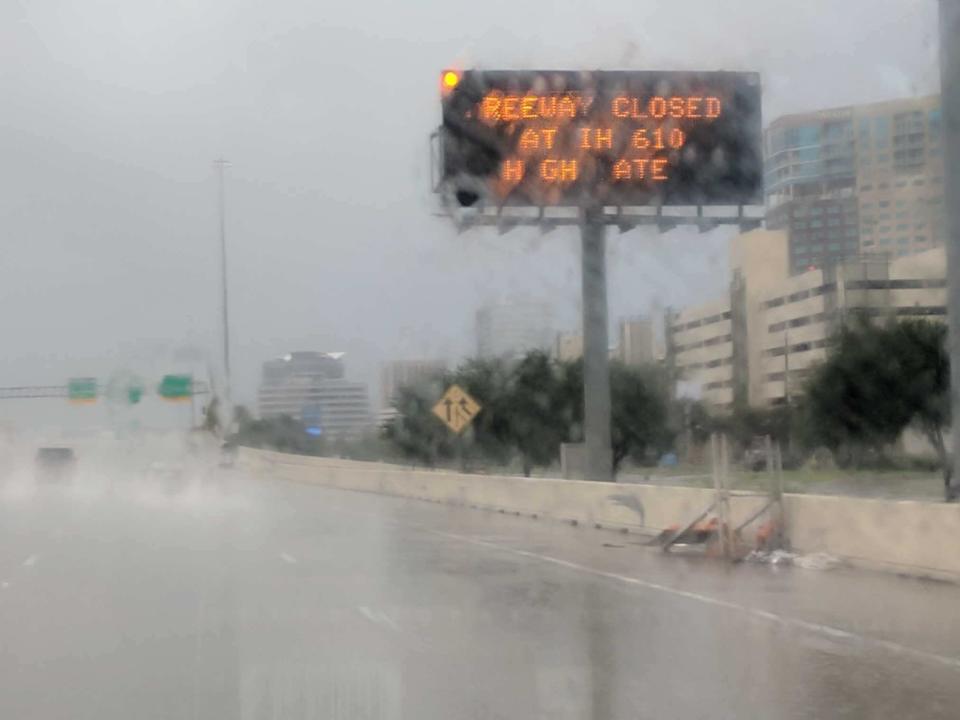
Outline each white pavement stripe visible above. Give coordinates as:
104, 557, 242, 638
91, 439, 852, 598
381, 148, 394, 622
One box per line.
376, 610, 402, 632
357, 605, 379, 624
420, 526, 960, 672
279, 552, 297, 564
21, 554, 37, 568
357, 606, 402, 633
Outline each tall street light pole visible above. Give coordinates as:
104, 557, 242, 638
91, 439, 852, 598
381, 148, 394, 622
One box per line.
941, 0, 960, 500
214, 158, 232, 429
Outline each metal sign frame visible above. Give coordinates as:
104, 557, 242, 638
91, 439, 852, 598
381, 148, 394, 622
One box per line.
433, 68, 765, 481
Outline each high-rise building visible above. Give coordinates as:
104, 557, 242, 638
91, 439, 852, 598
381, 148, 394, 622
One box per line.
554, 319, 659, 365
554, 331, 583, 362
617, 317, 657, 366
476, 300, 554, 359
380, 359, 447, 409
665, 229, 946, 411
257, 352, 371, 437
765, 95, 943, 274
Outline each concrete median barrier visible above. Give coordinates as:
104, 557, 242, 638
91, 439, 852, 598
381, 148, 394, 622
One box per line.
240, 448, 960, 581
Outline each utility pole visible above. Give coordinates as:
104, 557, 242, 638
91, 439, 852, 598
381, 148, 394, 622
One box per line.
214, 158, 232, 432
581, 206, 613, 481
941, 1, 960, 500
783, 330, 790, 406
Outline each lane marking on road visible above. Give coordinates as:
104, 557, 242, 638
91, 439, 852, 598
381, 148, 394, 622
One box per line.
376, 609, 402, 632
21, 554, 38, 568
268, 481, 960, 669
357, 605, 402, 633
419, 526, 960, 671
280, 552, 298, 564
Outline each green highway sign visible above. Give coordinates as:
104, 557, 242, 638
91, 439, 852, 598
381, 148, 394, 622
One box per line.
67, 377, 97, 404
105, 371, 146, 406
158, 374, 193, 401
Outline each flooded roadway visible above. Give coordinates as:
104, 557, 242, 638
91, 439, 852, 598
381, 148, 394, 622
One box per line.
1, 467, 958, 719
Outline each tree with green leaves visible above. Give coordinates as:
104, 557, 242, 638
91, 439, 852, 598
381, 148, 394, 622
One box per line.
202, 396, 221, 435
609, 362, 671, 474
382, 381, 455, 467
805, 318, 950, 492
447, 358, 514, 467
506, 351, 569, 476
230, 408, 327, 456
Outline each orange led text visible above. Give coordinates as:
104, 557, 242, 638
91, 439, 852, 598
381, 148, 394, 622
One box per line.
612, 95, 721, 120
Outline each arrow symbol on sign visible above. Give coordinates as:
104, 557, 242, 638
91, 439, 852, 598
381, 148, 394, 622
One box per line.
444, 398, 454, 422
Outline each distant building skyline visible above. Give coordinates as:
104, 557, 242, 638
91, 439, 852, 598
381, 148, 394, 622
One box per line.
476, 300, 555, 360
380, 359, 447, 410
257, 351, 371, 437
765, 94, 943, 274
553, 316, 660, 366
666, 228, 946, 410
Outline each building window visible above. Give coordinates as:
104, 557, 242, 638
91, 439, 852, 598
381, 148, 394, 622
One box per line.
898, 237, 909, 245
878, 154, 889, 162
864, 239, 876, 247
913, 179, 925, 186
879, 182, 890, 189
916, 235, 927, 243
897, 223, 909, 230
879, 226, 891, 234
810, 206, 824, 216
879, 201, 890, 208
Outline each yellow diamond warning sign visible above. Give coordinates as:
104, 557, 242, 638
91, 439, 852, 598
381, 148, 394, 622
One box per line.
432, 384, 481, 434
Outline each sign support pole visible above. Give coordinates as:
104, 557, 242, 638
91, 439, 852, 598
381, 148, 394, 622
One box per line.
581, 205, 613, 482
940, 0, 960, 501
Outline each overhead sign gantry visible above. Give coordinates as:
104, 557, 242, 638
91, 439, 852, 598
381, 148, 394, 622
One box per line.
434, 70, 763, 480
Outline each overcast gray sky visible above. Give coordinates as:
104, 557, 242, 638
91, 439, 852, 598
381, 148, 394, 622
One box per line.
0, 0, 940, 426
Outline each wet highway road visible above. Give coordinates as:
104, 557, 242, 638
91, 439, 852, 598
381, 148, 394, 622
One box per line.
1, 468, 959, 719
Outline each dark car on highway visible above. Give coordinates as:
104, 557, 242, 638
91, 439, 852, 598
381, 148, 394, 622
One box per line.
34, 447, 77, 483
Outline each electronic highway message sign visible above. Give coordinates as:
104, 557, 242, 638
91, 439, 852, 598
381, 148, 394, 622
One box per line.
440, 70, 762, 207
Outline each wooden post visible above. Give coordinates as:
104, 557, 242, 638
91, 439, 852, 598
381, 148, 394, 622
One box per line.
774, 441, 788, 550
711, 434, 732, 560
